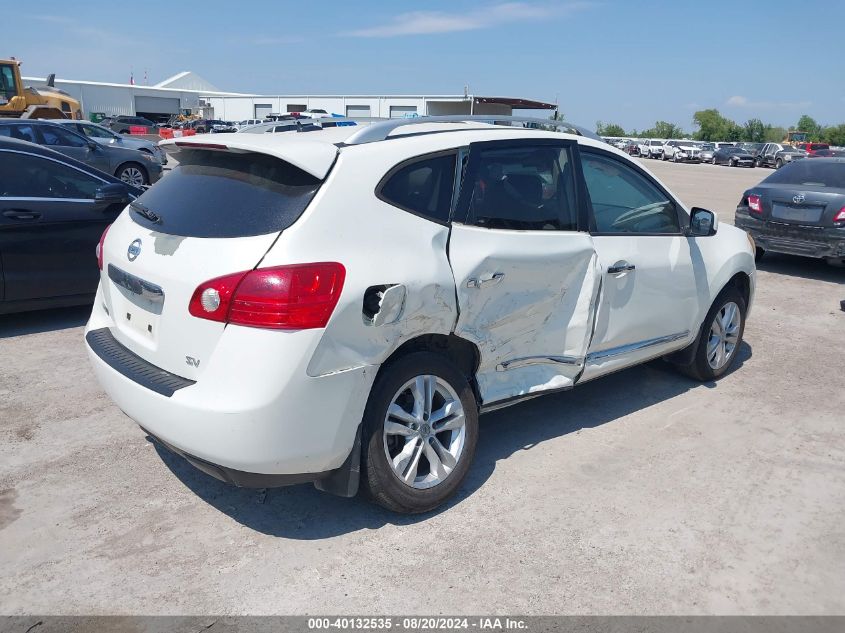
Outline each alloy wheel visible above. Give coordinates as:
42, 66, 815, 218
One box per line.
120, 167, 145, 186
707, 301, 741, 370
382, 375, 466, 490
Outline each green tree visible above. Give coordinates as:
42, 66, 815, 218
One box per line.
743, 118, 766, 142
796, 114, 822, 140
821, 124, 845, 146
651, 120, 685, 139
596, 121, 626, 136
763, 125, 787, 143
692, 108, 734, 141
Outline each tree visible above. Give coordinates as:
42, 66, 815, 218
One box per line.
796, 114, 822, 140
763, 125, 786, 143
651, 120, 685, 139
743, 118, 766, 142
596, 121, 626, 136
821, 124, 845, 146
692, 108, 736, 141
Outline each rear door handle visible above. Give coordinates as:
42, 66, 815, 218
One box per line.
467, 272, 505, 289
3, 210, 42, 220
607, 261, 636, 274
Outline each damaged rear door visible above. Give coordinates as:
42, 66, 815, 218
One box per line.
448, 139, 600, 406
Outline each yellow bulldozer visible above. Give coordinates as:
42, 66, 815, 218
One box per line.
0, 58, 82, 120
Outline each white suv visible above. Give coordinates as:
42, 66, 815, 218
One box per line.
646, 139, 665, 158
86, 117, 755, 513
662, 140, 701, 163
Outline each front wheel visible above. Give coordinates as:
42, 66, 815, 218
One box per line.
776, 158, 783, 169
679, 287, 747, 382
116, 162, 149, 186
361, 352, 479, 514
712, 157, 717, 165
755, 157, 763, 167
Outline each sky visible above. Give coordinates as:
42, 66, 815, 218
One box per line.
8, 0, 845, 132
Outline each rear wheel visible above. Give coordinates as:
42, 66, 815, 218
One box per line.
776, 158, 783, 169
678, 287, 747, 382
361, 352, 479, 514
116, 162, 148, 186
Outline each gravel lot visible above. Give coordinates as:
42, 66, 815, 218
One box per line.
1, 159, 843, 615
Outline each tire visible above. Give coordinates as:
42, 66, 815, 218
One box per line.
754, 247, 766, 263
116, 162, 149, 186
776, 158, 783, 169
712, 157, 717, 165
755, 157, 763, 167
679, 287, 747, 382
360, 352, 479, 514
672, 153, 678, 163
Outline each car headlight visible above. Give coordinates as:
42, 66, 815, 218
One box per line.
140, 152, 157, 162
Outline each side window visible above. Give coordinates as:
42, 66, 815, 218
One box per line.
0, 151, 101, 199
80, 124, 113, 139
0, 124, 37, 143
581, 151, 680, 234
463, 144, 578, 231
39, 126, 88, 148
379, 154, 456, 224
0, 64, 17, 101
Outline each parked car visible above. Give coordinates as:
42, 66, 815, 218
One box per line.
299, 108, 332, 119
699, 142, 717, 163
103, 115, 159, 134
237, 119, 266, 129
757, 143, 806, 169
86, 118, 755, 513
806, 148, 845, 158
51, 120, 167, 165
646, 139, 665, 158
714, 142, 736, 150
662, 140, 701, 163
796, 142, 830, 156
636, 139, 650, 157
739, 142, 765, 157
735, 157, 845, 265
712, 146, 755, 167
0, 137, 141, 314
0, 120, 163, 185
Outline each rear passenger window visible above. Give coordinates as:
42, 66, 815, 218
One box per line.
0, 124, 37, 143
379, 154, 456, 224
464, 144, 578, 231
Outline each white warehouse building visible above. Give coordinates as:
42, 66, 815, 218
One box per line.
206, 94, 556, 121
22, 70, 556, 122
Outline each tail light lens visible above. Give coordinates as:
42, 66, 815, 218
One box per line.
189, 263, 346, 330
96, 224, 112, 270
834, 207, 845, 223
747, 194, 763, 215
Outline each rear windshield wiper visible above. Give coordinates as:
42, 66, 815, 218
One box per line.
130, 201, 162, 224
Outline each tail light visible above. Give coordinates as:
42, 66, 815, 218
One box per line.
747, 194, 763, 215
96, 224, 112, 270
834, 207, 845, 223
189, 263, 346, 330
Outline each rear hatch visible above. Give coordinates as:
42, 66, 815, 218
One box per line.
747, 160, 845, 228
98, 138, 337, 380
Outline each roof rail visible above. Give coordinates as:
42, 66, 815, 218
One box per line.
341, 115, 600, 145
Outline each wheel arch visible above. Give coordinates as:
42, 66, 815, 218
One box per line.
378, 333, 482, 406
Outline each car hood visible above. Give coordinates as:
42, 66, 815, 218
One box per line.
93, 136, 157, 152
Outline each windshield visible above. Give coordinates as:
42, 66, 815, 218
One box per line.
763, 161, 845, 188
701, 143, 715, 150
129, 149, 323, 238
80, 124, 117, 139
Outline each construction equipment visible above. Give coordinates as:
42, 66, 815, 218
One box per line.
783, 130, 809, 146
0, 58, 82, 120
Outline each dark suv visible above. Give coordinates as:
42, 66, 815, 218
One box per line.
757, 143, 806, 169
103, 116, 159, 134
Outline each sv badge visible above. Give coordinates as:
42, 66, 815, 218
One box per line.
185, 356, 201, 368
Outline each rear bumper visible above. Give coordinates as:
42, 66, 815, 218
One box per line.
736, 210, 845, 258
85, 292, 376, 478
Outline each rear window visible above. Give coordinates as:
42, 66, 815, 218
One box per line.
129, 149, 322, 238
763, 160, 845, 188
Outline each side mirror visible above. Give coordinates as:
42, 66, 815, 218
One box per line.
689, 207, 718, 237
94, 183, 130, 208
88, 141, 99, 152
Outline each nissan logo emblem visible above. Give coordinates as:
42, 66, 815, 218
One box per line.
793, 194, 805, 204
127, 239, 142, 261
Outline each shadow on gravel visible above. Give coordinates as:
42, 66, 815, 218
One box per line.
152, 341, 751, 539
0, 305, 90, 339
757, 252, 845, 285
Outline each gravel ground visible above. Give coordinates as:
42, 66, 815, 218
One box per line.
1, 159, 843, 615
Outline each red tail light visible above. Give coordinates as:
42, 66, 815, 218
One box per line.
834, 207, 845, 223
188, 263, 346, 330
96, 224, 112, 270
747, 194, 763, 215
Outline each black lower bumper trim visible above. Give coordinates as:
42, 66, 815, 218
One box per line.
86, 328, 195, 397
141, 427, 330, 488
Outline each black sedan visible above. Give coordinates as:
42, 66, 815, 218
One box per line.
735, 157, 845, 265
0, 137, 141, 314
712, 146, 756, 167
